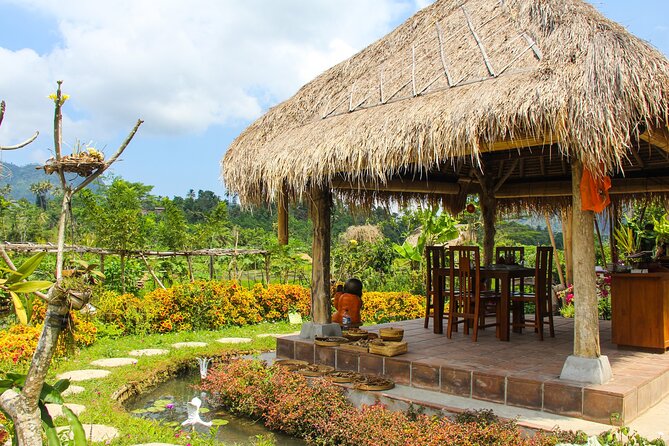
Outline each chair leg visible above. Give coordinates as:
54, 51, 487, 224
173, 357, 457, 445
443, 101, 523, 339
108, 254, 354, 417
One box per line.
424, 294, 430, 329
472, 300, 480, 342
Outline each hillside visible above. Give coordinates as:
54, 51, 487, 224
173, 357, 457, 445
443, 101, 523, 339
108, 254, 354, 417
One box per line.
0, 162, 60, 201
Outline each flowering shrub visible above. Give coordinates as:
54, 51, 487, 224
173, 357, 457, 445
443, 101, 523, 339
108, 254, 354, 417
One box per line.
0, 324, 41, 364
201, 359, 573, 446
360, 291, 425, 324
143, 280, 262, 332
253, 283, 310, 321
558, 274, 612, 320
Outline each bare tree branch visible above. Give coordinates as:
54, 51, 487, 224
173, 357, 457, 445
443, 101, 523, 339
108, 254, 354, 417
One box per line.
0, 100, 5, 127
0, 131, 39, 151
53, 81, 67, 189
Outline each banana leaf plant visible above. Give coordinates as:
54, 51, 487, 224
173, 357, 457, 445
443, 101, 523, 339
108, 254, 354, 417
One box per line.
0, 374, 86, 446
0, 252, 53, 324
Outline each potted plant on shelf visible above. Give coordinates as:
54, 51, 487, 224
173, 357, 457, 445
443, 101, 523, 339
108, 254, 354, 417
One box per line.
652, 213, 669, 259
613, 226, 638, 270
59, 259, 105, 310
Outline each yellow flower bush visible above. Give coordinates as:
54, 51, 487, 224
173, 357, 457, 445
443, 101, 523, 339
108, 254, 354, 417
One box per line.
360, 291, 425, 324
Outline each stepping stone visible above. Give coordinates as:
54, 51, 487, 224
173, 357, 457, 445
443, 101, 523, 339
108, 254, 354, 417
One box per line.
216, 337, 252, 344
45, 403, 86, 418
257, 332, 300, 338
129, 348, 169, 357
57, 424, 118, 442
61, 385, 85, 396
171, 342, 207, 349
90, 357, 138, 367
57, 369, 110, 382
131, 444, 179, 446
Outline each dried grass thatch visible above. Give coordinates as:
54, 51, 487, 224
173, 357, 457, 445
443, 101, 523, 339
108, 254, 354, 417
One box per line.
339, 225, 384, 244
222, 0, 669, 206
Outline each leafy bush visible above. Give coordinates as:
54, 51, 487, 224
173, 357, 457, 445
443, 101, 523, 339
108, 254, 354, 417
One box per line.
361, 291, 425, 324
201, 359, 576, 446
253, 283, 310, 321
94, 290, 148, 335
143, 280, 261, 332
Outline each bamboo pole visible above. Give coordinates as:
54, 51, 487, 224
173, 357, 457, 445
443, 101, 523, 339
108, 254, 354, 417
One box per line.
562, 207, 573, 285
594, 217, 607, 266
140, 253, 165, 290
545, 212, 565, 287
278, 183, 289, 245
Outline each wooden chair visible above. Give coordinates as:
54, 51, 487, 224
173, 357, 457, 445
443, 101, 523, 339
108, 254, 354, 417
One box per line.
425, 246, 447, 329
510, 246, 555, 340
495, 246, 525, 265
447, 246, 500, 342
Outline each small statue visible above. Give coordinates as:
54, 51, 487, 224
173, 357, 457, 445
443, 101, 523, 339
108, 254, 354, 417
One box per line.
182, 396, 212, 429
332, 278, 363, 327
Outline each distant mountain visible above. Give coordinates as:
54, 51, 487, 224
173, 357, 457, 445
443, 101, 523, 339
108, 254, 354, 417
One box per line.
0, 162, 59, 202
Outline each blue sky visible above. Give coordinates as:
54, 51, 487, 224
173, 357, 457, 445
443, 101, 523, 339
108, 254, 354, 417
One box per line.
1, 0, 668, 198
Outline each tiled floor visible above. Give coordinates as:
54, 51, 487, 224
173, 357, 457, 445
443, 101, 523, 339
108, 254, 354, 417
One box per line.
276, 317, 669, 425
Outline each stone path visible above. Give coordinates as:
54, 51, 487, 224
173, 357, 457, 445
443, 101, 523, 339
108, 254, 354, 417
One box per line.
129, 348, 169, 357
216, 337, 252, 344
61, 385, 85, 396
257, 332, 300, 338
131, 443, 178, 446
90, 357, 138, 367
45, 403, 86, 418
171, 341, 207, 348
56, 424, 118, 442
57, 369, 110, 381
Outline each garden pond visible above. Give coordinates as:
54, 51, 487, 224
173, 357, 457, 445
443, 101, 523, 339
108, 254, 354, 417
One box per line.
125, 371, 306, 445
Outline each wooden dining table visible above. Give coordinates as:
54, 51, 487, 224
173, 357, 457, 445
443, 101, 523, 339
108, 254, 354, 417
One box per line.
432, 264, 535, 341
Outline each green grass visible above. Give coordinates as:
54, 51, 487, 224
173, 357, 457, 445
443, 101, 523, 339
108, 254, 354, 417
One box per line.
4, 321, 300, 445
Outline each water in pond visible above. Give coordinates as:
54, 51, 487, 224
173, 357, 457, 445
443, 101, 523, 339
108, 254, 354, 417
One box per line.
126, 372, 306, 446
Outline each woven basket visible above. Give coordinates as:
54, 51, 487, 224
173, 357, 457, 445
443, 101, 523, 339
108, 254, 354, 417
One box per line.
338, 343, 369, 353
314, 336, 350, 347
379, 327, 404, 341
326, 370, 361, 383
297, 364, 334, 377
342, 329, 368, 340
368, 341, 407, 357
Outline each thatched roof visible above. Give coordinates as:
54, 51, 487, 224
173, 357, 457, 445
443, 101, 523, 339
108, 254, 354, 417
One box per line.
222, 0, 669, 206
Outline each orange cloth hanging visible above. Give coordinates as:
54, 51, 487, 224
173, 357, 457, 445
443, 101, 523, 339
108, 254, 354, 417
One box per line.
580, 167, 611, 213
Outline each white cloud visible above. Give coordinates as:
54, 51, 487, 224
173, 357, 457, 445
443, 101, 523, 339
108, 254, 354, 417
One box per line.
0, 0, 413, 149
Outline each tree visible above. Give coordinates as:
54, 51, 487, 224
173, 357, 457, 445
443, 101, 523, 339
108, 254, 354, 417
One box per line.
29, 181, 54, 210
86, 179, 148, 291
0, 81, 142, 445
157, 198, 189, 250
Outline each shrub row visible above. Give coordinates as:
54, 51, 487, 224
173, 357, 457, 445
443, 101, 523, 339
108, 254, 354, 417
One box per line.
94, 280, 425, 335
200, 359, 575, 446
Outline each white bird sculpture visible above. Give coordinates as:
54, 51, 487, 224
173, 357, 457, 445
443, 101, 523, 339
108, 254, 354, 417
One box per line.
196, 357, 212, 379
181, 397, 212, 429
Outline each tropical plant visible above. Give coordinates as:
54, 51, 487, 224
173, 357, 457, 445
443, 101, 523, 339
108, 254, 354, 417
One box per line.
0, 373, 86, 446
652, 212, 669, 244
613, 226, 639, 260
0, 252, 53, 325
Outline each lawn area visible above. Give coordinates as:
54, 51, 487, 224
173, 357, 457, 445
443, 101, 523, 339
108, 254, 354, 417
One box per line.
15, 322, 300, 446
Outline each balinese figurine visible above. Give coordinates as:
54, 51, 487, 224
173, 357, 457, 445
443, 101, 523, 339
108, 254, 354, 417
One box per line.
332, 278, 363, 327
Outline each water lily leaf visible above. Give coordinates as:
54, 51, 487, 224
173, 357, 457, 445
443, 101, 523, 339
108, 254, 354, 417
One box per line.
164, 421, 180, 427
153, 399, 172, 407
211, 419, 228, 426
198, 407, 210, 413
147, 406, 165, 413
131, 408, 148, 414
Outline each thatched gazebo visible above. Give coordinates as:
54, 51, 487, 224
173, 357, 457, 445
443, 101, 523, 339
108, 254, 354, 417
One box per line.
222, 0, 669, 384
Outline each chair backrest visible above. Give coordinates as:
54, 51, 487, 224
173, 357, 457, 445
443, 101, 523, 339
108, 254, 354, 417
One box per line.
449, 246, 480, 303
495, 246, 525, 265
534, 246, 554, 307
425, 246, 446, 296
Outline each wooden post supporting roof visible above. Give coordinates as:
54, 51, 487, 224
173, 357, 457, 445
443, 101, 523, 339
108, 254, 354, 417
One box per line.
478, 173, 497, 266
310, 186, 332, 324
278, 184, 289, 245
570, 160, 601, 358
560, 160, 612, 383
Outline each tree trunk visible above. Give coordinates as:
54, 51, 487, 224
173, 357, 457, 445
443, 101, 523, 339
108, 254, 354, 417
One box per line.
571, 160, 601, 358
562, 207, 574, 285
278, 183, 289, 245
310, 186, 331, 324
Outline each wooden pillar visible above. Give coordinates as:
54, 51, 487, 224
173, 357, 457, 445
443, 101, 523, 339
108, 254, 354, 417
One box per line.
209, 255, 215, 280
479, 176, 497, 266
610, 201, 619, 265
278, 184, 289, 245
571, 160, 601, 358
562, 207, 573, 285
310, 186, 332, 324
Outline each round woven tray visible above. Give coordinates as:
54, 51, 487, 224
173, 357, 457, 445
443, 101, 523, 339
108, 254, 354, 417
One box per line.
379, 327, 404, 341
297, 364, 334, 377
314, 336, 350, 347
342, 329, 368, 341
273, 359, 309, 371
354, 381, 395, 391
325, 370, 361, 383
